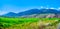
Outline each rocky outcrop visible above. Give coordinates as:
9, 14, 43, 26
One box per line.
46, 14, 60, 18
20, 14, 60, 18
46, 14, 56, 18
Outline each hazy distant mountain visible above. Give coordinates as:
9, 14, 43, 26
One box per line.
1, 9, 60, 17
3, 12, 19, 17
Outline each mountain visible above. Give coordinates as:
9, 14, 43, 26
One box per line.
40, 9, 60, 14
2, 12, 19, 17
18, 9, 60, 16
18, 9, 42, 16
1, 9, 60, 17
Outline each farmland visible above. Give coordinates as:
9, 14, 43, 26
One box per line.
0, 17, 60, 29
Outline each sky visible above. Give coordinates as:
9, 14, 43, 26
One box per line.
0, 0, 60, 15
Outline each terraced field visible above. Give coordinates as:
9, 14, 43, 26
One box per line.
0, 17, 60, 29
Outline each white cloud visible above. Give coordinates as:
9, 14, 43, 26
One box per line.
50, 7, 56, 9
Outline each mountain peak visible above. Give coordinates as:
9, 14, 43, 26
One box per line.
8, 12, 14, 13
3, 12, 18, 17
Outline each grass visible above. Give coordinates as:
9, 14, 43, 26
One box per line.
0, 17, 60, 29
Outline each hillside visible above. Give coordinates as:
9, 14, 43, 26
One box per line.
0, 17, 60, 29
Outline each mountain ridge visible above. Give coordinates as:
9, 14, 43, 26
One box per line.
1, 9, 60, 17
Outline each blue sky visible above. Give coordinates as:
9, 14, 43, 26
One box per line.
0, 0, 60, 15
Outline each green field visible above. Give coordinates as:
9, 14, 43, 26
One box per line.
0, 17, 60, 29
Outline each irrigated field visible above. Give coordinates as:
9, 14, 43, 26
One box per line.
0, 17, 60, 29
